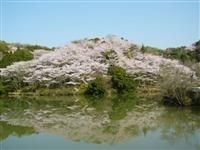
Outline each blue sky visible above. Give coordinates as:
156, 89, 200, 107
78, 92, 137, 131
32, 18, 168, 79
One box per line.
0, 0, 199, 49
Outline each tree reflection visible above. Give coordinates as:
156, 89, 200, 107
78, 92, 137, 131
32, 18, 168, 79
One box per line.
0, 96, 200, 145
159, 107, 200, 144
0, 121, 36, 140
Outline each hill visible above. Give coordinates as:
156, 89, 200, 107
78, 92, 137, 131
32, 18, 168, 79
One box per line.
0, 36, 195, 85
0, 36, 199, 106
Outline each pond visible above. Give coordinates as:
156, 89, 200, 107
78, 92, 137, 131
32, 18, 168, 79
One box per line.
0, 96, 200, 150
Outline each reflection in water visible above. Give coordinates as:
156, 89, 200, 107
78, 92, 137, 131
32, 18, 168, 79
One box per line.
0, 96, 200, 147
0, 121, 36, 140
159, 107, 200, 144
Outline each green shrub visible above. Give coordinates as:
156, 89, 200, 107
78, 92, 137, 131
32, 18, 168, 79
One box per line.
164, 47, 193, 63
0, 41, 9, 53
163, 44, 200, 64
140, 44, 146, 53
101, 49, 118, 65
0, 53, 12, 68
192, 40, 200, 62
194, 40, 200, 47
11, 48, 33, 62
108, 65, 137, 94
193, 63, 200, 77
141, 45, 163, 56
0, 75, 25, 93
193, 45, 200, 62
24, 44, 52, 51
0, 41, 50, 68
158, 65, 199, 106
187, 87, 200, 106
84, 76, 107, 97
0, 48, 33, 68
0, 82, 5, 95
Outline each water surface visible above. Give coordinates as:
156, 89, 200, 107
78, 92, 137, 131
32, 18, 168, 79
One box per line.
0, 96, 199, 150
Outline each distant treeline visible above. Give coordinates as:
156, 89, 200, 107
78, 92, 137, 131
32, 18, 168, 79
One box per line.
141, 40, 200, 64
0, 41, 53, 68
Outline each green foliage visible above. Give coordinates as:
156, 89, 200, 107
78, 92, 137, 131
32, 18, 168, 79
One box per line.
109, 95, 137, 120
187, 88, 200, 106
0, 53, 12, 68
192, 63, 200, 77
164, 47, 192, 63
23, 44, 52, 51
192, 45, 200, 62
141, 45, 163, 56
0, 41, 9, 53
0, 48, 33, 68
123, 44, 138, 59
85, 76, 107, 97
0, 121, 36, 140
12, 48, 34, 61
0, 41, 10, 67
194, 40, 200, 47
158, 65, 199, 106
108, 65, 137, 94
0, 72, 27, 94
140, 41, 199, 65
0, 77, 9, 94
103, 125, 119, 134
162, 42, 200, 64
101, 49, 118, 64
123, 48, 135, 59
129, 44, 139, 51
0, 41, 51, 68
89, 37, 100, 43
140, 44, 146, 53
0, 82, 5, 95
